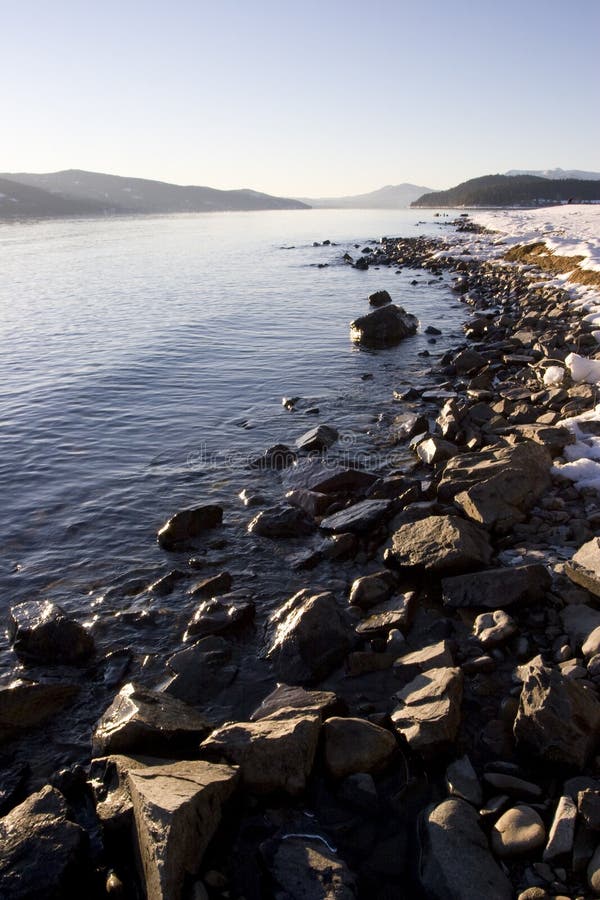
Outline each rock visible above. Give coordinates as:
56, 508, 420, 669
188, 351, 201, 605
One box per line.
92, 683, 212, 757
320, 499, 393, 534
186, 597, 254, 639
482, 773, 542, 800
578, 789, 600, 830
368, 289, 392, 307
393, 640, 454, 677
348, 571, 396, 609
451, 348, 487, 374
9, 600, 94, 665
296, 424, 339, 452
566, 538, 600, 598
147, 570, 187, 596
250, 443, 297, 470
514, 658, 600, 769
201, 708, 320, 795
583, 626, 600, 658
419, 798, 512, 900
543, 795, 577, 861
473, 610, 517, 645
491, 805, 546, 858
322, 717, 396, 778
248, 505, 315, 538
285, 489, 333, 518
251, 685, 341, 722
416, 436, 460, 465
93, 753, 148, 834
589, 843, 600, 892
0, 680, 79, 745
0, 785, 86, 898
338, 772, 378, 812
164, 637, 238, 706
261, 834, 357, 898
442, 564, 550, 609
157, 505, 223, 550
391, 667, 463, 755
267, 590, 352, 684
392, 412, 429, 441
561, 605, 600, 649
349, 304, 418, 348
283, 459, 377, 494
128, 759, 239, 900
390, 515, 492, 573
188, 571, 232, 598
445, 755, 482, 806
354, 592, 416, 638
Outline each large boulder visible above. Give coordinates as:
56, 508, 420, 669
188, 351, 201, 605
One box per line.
185, 597, 254, 639
566, 538, 600, 597
267, 590, 353, 684
320, 499, 393, 534
322, 717, 397, 778
441, 564, 551, 609
9, 600, 94, 665
201, 708, 320, 795
164, 637, 238, 706
283, 459, 377, 494
157, 505, 223, 550
296, 424, 339, 452
389, 515, 492, 574
92, 683, 212, 758
391, 667, 463, 755
128, 759, 239, 900
0, 681, 79, 745
350, 304, 418, 348
251, 684, 341, 722
514, 658, 600, 769
418, 799, 512, 900
0, 785, 87, 899
247, 505, 315, 538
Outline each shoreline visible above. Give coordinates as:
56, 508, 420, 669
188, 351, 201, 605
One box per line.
4, 218, 600, 897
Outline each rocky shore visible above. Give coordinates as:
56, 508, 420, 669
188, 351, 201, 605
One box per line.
4, 221, 600, 899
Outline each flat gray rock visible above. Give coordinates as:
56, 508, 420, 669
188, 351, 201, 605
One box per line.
320, 499, 393, 534
566, 537, 600, 597
390, 515, 492, 574
442, 564, 550, 609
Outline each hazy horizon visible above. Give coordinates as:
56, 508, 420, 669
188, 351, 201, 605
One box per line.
3, 0, 599, 196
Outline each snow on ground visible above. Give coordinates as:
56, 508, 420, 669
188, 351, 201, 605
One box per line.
455, 205, 600, 494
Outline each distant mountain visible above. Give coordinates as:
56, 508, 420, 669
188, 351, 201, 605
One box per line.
0, 169, 309, 219
506, 168, 600, 181
411, 174, 600, 208
300, 183, 434, 209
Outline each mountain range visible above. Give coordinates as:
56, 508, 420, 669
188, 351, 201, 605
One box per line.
505, 168, 600, 181
411, 174, 600, 208
298, 183, 434, 209
0, 169, 309, 219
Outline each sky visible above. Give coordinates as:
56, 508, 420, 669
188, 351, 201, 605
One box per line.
2, 0, 599, 196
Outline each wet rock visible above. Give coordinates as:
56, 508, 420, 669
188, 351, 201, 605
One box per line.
188, 571, 232, 598
451, 348, 487, 374
442, 564, 550, 609
164, 637, 238, 706
283, 459, 377, 494
9, 600, 94, 665
201, 708, 320, 795
419, 798, 512, 900
128, 759, 239, 900
416, 436, 460, 465
248, 505, 315, 538
320, 499, 393, 534
250, 443, 297, 470
514, 658, 600, 769
296, 424, 339, 452
0, 785, 86, 899
267, 590, 353, 684
323, 717, 397, 778
473, 610, 517, 646
147, 569, 187, 596
0, 757, 28, 815
348, 571, 396, 609
543, 795, 577, 861
92, 683, 212, 757
157, 505, 223, 550
491, 805, 546, 858
392, 412, 429, 441
391, 667, 463, 755
186, 597, 255, 639
566, 537, 600, 598
445, 755, 482, 806
354, 592, 416, 639
368, 289, 392, 307
93, 753, 147, 834
261, 834, 357, 898
238, 487, 266, 507
286, 488, 333, 517
350, 304, 418, 348
251, 684, 341, 722
0, 680, 79, 745
322, 532, 359, 560
390, 514, 492, 573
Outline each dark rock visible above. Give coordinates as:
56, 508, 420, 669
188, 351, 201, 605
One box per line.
92, 683, 212, 757
348, 571, 396, 609
390, 514, 492, 573
320, 499, 393, 534
368, 289, 392, 307
261, 834, 357, 898
164, 637, 238, 706
0, 758, 28, 816
157, 505, 223, 550
186, 597, 254, 639
350, 304, 418, 348
9, 600, 94, 665
425, 325, 442, 335
147, 569, 187, 596
0, 681, 79, 745
354, 592, 416, 638
323, 717, 396, 778
296, 424, 339, 452
250, 443, 297, 470
285, 488, 333, 518
514, 658, 600, 769
188, 571, 232, 598
578, 789, 600, 830
391, 667, 463, 754
283, 459, 377, 494
419, 798, 512, 900
251, 684, 342, 722
267, 590, 353, 684
0, 785, 86, 899
248, 505, 315, 538
451, 349, 487, 374
441, 564, 551, 609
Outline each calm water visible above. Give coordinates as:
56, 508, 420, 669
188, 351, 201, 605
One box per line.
0, 208, 465, 689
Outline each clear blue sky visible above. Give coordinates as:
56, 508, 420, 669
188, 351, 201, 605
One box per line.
3, 0, 599, 195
